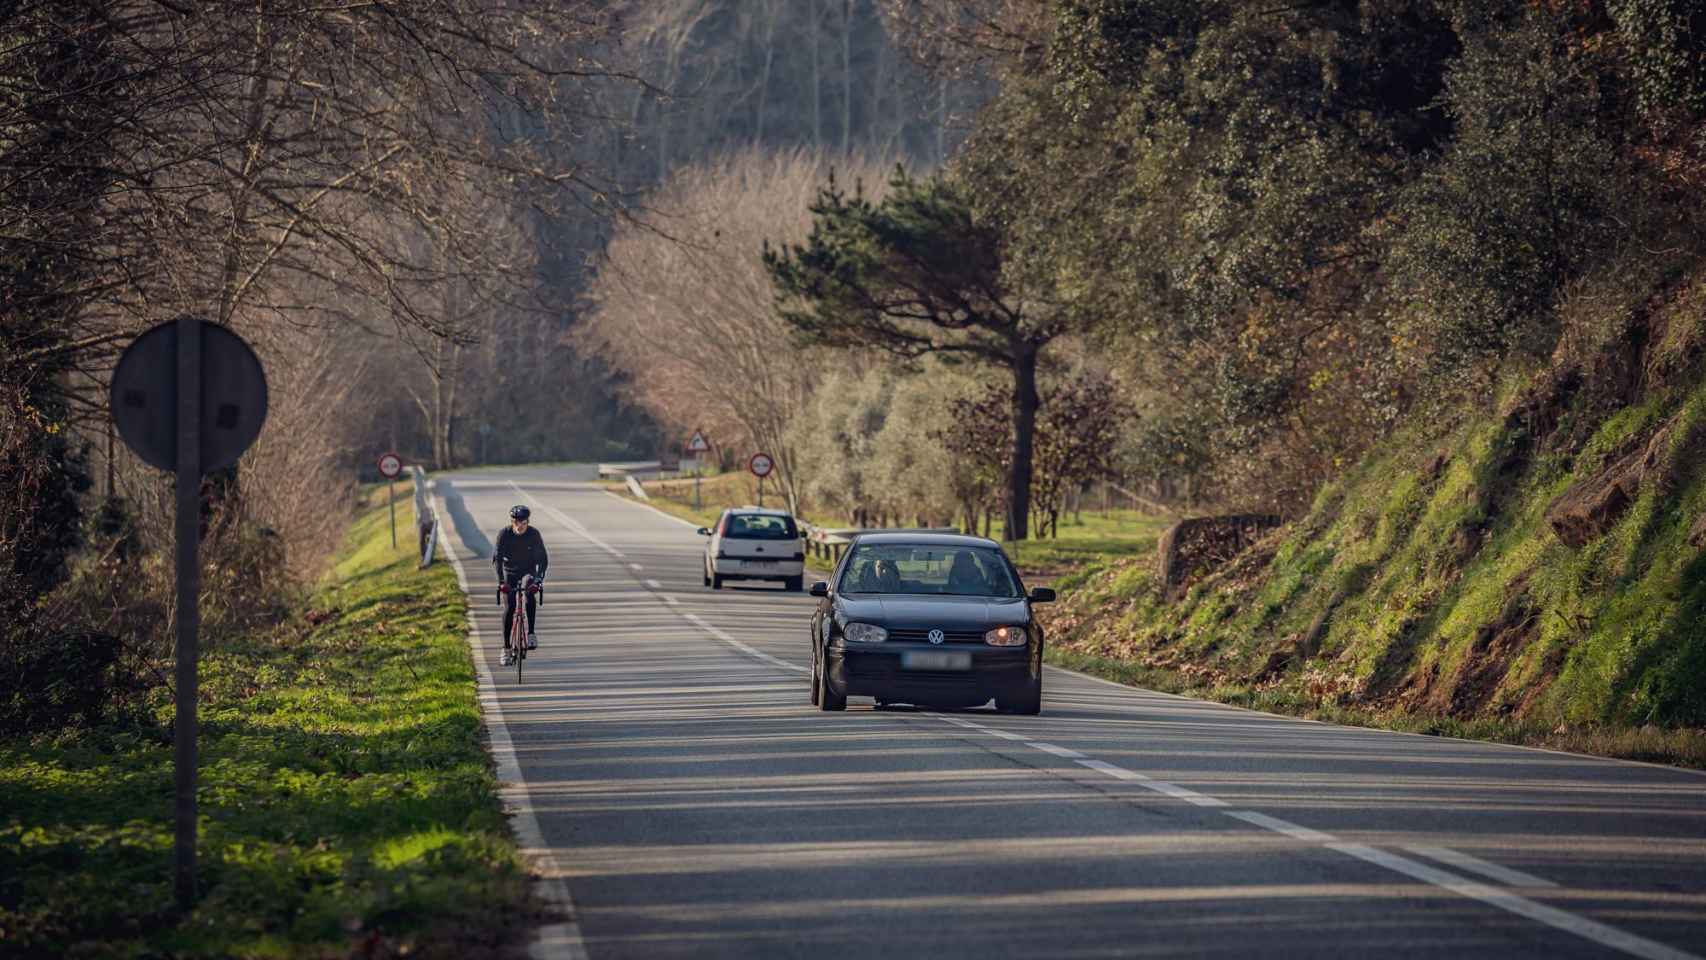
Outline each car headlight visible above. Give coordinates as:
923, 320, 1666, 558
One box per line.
984, 626, 1026, 646
844, 622, 888, 644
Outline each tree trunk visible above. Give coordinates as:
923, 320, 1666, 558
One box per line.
1005, 346, 1039, 540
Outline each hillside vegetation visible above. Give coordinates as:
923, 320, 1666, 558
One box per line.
1043, 276, 1706, 763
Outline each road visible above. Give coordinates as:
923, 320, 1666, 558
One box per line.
432, 465, 1706, 959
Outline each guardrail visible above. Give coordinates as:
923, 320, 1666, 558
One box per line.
411, 465, 436, 568
802, 524, 960, 563
597, 461, 661, 479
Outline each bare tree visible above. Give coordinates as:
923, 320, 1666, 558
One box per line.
579, 148, 894, 508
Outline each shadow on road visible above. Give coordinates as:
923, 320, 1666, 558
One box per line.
435, 478, 493, 559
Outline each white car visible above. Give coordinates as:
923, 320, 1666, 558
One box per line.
699, 507, 806, 591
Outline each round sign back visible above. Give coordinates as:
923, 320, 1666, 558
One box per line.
377, 453, 403, 479
749, 452, 775, 478
110, 319, 268, 472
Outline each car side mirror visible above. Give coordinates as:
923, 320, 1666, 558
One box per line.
696, 527, 711, 536
809, 580, 830, 598
1028, 587, 1056, 604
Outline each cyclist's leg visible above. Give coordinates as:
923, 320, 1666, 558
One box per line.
524, 590, 538, 647
502, 585, 519, 648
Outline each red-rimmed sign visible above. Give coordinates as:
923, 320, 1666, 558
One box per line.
377, 452, 403, 479
749, 452, 775, 478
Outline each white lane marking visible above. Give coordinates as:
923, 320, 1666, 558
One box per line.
645, 578, 662, 589
1025, 742, 1087, 760
430, 487, 589, 960
512, 481, 812, 681
663, 596, 680, 606
1224, 810, 1338, 844
630, 563, 644, 572
1077, 759, 1146, 781
1075, 758, 1232, 807
1405, 845, 1560, 890
600, 487, 705, 530
490, 477, 1700, 960
684, 613, 809, 675
1326, 843, 1696, 960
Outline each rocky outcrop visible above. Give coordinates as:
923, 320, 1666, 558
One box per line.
1158, 514, 1281, 600
1547, 419, 1687, 548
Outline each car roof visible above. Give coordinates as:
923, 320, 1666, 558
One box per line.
850, 531, 1001, 549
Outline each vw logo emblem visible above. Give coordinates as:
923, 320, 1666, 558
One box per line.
927, 629, 945, 645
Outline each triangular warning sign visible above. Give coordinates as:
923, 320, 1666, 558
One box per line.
687, 430, 711, 453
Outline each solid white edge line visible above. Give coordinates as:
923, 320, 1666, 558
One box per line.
645, 579, 663, 589
1223, 810, 1338, 844
430, 486, 589, 960
1044, 662, 1706, 781
1405, 845, 1561, 890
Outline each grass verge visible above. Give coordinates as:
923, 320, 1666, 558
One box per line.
0, 492, 535, 958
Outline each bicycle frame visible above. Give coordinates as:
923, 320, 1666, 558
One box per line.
499, 575, 542, 681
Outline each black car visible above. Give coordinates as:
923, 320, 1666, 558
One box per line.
808, 532, 1055, 714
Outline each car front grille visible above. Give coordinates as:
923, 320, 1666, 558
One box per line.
885, 628, 986, 645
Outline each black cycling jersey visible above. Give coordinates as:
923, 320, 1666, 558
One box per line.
492, 525, 549, 583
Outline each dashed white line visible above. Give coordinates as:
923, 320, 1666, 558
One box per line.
1405, 845, 1560, 890
1025, 741, 1087, 760
937, 716, 1696, 960
499, 476, 1700, 960
645, 578, 662, 589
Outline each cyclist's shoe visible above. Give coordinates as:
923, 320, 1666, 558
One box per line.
500, 647, 516, 667
527, 632, 538, 650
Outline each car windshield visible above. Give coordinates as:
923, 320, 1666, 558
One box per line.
723, 513, 798, 540
838, 543, 1022, 598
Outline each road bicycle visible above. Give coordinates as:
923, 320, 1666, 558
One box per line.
498, 575, 542, 682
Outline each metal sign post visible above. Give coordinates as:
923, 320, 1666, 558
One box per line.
110, 317, 267, 911
749, 452, 775, 509
171, 318, 201, 911
688, 430, 712, 511
377, 453, 403, 548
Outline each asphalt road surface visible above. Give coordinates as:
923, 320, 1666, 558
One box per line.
432, 465, 1706, 959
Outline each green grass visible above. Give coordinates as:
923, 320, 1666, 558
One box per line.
0, 496, 533, 958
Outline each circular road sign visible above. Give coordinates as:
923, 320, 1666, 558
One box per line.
749, 452, 775, 478
377, 452, 403, 479
110, 319, 268, 473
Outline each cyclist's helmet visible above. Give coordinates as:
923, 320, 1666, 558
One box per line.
509, 505, 531, 521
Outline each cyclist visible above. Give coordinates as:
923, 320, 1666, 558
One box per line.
493, 504, 549, 666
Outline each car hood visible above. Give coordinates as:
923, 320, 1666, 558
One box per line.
838, 595, 1030, 628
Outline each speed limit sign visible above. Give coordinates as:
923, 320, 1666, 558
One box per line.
377, 452, 403, 479
749, 452, 774, 478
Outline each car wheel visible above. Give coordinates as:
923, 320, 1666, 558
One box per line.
711, 573, 724, 590
817, 651, 846, 712
998, 678, 1042, 716
784, 575, 803, 592
702, 562, 711, 587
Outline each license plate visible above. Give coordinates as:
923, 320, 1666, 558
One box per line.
902, 650, 971, 671
744, 559, 777, 567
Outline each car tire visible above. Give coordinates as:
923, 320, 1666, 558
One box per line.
784, 575, 803, 592
817, 650, 846, 712
711, 573, 724, 590
998, 678, 1042, 716
702, 563, 711, 587
810, 649, 821, 706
